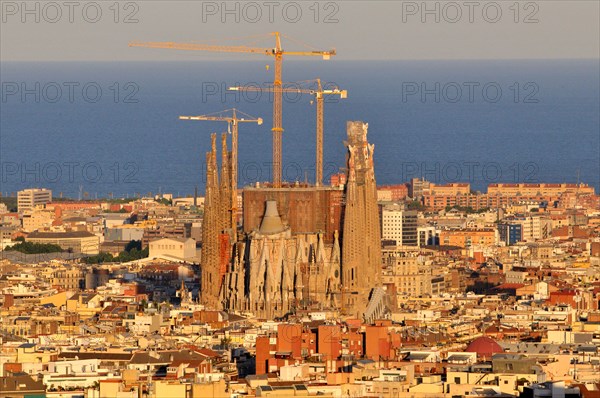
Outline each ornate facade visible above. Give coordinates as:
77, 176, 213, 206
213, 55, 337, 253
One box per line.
221, 200, 341, 319
201, 121, 382, 320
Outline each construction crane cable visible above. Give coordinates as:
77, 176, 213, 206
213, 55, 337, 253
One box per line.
280, 33, 319, 51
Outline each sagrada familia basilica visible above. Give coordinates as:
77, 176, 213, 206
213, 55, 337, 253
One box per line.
200, 121, 384, 321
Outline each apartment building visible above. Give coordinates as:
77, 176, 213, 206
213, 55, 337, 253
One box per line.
17, 188, 52, 212
382, 247, 433, 299
439, 228, 497, 248
21, 207, 55, 232
381, 204, 418, 246
488, 183, 595, 196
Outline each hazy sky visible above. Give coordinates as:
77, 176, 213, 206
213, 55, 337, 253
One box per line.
1, 1, 599, 61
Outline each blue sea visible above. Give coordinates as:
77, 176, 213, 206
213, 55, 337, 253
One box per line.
1, 59, 598, 198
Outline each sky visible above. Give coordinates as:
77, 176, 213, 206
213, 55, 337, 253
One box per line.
0, 1, 599, 61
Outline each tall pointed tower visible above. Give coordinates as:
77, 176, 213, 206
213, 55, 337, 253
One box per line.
201, 134, 222, 308
219, 133, 232, 233
342, 121, 382, 318
218, 133, 233, 294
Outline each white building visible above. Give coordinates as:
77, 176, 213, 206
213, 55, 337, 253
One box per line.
511, 215, 542, 242
17, 188, 52, 212
149, 237, 196, 260
381, 204, 417, 246
129, 313, 162, 334
417, 225, 438, 247
382, 204, 403, 243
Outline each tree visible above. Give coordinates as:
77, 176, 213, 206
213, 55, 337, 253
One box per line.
407, 200, 426, 211
124, 240, 142, 252
156, 198, 172, 206
5, 241, 63, 254
82, 252, 114, 264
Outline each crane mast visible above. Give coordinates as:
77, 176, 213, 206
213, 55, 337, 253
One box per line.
316, 80, 324, 186
273, 47, 283, 186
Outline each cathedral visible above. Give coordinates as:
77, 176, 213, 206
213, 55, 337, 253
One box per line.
221, 201, 341, 319
200, 121, 382, 320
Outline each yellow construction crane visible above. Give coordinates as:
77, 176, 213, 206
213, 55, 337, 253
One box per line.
179, 108, 263, 229
229, 79, 347, 186
129, 32, 336, 187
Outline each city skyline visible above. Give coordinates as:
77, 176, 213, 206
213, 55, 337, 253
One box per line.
0, 2, 599, 397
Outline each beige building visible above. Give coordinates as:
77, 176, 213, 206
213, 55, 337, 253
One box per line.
382, 247, 433, 300
17, 188, 52, 212
52, 267, 83, 290
507, 215, 544, 242
430, 182, 471, 196
149, 237, 196, 260
26, 231, 100, 254
488, 183, 594, 196
440, 228, 497, 248
22, 208, 55, 232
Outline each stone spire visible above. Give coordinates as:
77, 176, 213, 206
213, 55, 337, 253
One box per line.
342, 121, 382, 319
220, 133, 232, 233
201, 133, 222, 308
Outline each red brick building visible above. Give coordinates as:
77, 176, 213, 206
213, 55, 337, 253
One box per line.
243, 186, 344, 243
